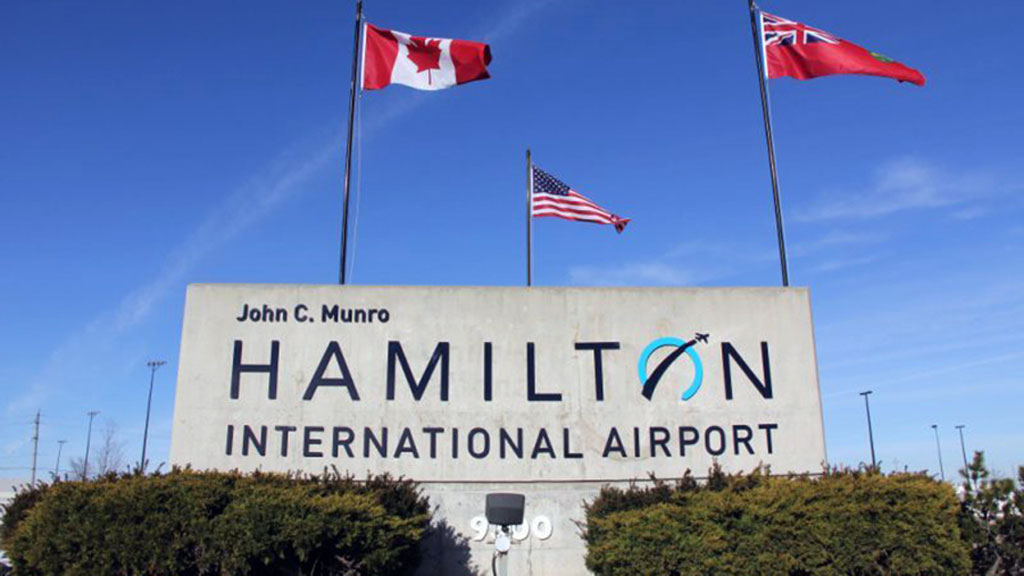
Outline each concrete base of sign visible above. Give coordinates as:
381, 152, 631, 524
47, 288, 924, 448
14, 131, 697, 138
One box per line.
416, 482, 608, 576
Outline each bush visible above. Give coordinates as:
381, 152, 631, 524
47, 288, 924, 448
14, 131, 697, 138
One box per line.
1, 469, 429, 576
584, 466, 971, 576
959, 452, 1024, 575
0, 481, 47, 549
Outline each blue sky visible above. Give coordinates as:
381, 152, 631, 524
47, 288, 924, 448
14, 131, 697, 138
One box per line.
2, 0, 1023, 481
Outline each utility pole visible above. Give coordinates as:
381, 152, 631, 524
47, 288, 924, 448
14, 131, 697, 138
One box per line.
30, 410, 40, 486
859, 391, 876, 468
141, 360, 166, 473
931, 424, 945, 481
956, 424, 970, 489
56, 440, 68, 479
83, 410, 100, 480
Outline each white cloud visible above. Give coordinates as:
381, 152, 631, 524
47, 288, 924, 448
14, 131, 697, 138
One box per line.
6, 135, 338, 419
3, 0, 565, 453
814, 276, 1024, 404
950, 206, 990, 221
480, 0, 559, 41
811, 255, 876, 273
791, 229, 887, 258
118, 140, 338, 330
794, 159, 992, 222
568, 241, 770, 287
791, 230, 883, 274
570, 261, 702, 286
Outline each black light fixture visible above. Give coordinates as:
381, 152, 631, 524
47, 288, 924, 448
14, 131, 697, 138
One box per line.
486, 492, 525, 572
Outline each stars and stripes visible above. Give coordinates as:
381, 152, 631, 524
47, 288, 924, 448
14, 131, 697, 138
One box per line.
531, 166, 629, 233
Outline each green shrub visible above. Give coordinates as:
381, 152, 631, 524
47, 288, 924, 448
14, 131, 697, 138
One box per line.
584, 467, 971, 576
959, 452, 1024, 575
1, 469, 429, 576
0, 480, 47, 548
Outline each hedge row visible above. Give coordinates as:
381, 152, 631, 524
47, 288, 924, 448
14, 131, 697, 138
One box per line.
584, 467, 971, 576
3, 464, 1003, 575
1, 470, 429, 576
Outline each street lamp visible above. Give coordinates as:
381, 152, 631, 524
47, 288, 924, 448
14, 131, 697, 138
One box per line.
859, 390, 877, 468
83, 411, 100, 480
956, 425, 970, 488
141, 360, 167, 473
931, 424, 945, 481
55, 440, 68, 478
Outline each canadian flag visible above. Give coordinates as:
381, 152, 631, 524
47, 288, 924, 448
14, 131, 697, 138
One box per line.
362, 23, 492, 91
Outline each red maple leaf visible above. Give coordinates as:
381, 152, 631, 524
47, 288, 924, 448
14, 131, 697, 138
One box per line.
406, 37, 442, 84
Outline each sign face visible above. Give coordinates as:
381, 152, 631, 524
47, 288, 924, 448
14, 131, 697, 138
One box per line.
170, 285, 826, 481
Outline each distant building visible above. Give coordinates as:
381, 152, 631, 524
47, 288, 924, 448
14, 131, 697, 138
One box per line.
0, 478, 20, 570
0, 478, 20, 513
0, 477, 26, 534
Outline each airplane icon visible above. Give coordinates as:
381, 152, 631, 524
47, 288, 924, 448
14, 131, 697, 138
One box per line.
694, 333, 710, 344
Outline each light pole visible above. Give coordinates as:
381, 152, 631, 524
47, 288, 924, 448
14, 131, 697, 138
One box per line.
55, 440, 68, 478
931, 424, 945, 481
141, 360, 166, 473
859, 390, 877, 468
956, 424, 970, 488
83, 410, 99, 480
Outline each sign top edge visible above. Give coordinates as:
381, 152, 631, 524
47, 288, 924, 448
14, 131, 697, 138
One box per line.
185, 283, 810, 293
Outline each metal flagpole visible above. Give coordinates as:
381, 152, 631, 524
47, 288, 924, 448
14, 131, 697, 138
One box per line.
339, 0, 364, 285
747, 0, 790, 287
526, 149, 533, 287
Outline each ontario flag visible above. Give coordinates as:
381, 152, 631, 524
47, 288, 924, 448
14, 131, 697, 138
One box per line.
760, 11, 925, 86
362, 23, 492, 91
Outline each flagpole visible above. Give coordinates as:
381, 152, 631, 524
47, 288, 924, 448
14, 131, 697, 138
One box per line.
747, 0, 790, 287
526, 148, 533, 287
339, 0, 364, 285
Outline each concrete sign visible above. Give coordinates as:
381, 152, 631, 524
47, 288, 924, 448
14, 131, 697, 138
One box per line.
170, 285, 826, 574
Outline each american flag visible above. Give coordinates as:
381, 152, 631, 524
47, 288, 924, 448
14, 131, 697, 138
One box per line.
531, 166, 629, 233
